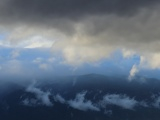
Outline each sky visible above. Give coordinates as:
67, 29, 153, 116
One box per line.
0, 0, 160, 80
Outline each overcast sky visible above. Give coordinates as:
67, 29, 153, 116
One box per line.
0, 0, 160, 80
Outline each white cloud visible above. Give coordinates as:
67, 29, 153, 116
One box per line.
0, 32, 54, 49
140, 54, 160, 69
23, 36, 54, 49
25, 81, 53, 106
128, 53, 160, 80
52, 38, 114, 66
54, 94, 66, 104
22, 89, 150, 110
122, 49, 136, 58
128, 64, 139, 81
68, 92, 100, 111
100, 94, 138, 110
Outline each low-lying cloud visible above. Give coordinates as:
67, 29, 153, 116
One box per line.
128, 64, 139, 81
54, 94, 65, 104
25, 81, 53, 106
68, 92, 100, 111
100, 94, 138, 110
22, 86, 160, 111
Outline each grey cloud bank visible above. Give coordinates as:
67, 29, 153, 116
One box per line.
1, 0, 159, 22
1, 0, 160, 77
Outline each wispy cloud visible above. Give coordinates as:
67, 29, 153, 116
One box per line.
128, 64, 139, 81
100, 94, 138, 110
21, 87, 155, 111
25, 81, 53, 106
54, 94, 65, 104
68, 91, 100, 111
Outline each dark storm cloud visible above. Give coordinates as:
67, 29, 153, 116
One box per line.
0, 0, 158, 40
0, 0, 159, 22
0, 0, 160, 34
1, 0, 160, 68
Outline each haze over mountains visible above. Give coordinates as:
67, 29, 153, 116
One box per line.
0, 74, 160, 120
1, 0, 160, 120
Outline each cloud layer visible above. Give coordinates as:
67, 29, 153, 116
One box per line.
22, 82, 159, 111
1, 0, 160, 77
22, 81, 160, 112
